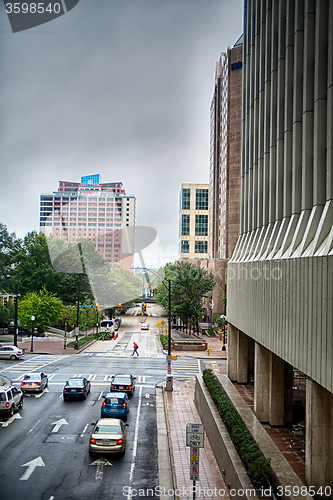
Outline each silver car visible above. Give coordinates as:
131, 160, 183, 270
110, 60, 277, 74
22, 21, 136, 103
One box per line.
0, 385, 23, 417
21, 372, 48, 393
89, 418, 128, 456
0, 345, 24, 360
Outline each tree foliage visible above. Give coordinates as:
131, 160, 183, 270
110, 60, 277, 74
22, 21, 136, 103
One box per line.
18, 287, 64, 333
155, 262, 215, 327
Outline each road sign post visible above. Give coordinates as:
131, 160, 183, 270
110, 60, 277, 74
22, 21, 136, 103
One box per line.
186, 424, 204, 500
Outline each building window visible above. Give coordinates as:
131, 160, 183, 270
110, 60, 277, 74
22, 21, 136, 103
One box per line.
195, 241, 207, 253
196, 189, 208, 210
181, 240, 189, 253
181, 188, 191, 210
181, 214, 190, 236
195, 215, 208, 236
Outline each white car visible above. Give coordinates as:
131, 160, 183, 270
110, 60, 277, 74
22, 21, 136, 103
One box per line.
0, 345, 24, 360
140, 323, 149, 330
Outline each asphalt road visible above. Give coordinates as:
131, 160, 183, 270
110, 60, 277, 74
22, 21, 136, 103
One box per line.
0, 318, 167, 500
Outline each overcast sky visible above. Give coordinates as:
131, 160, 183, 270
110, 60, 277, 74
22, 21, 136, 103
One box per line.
0, 0, 243, 267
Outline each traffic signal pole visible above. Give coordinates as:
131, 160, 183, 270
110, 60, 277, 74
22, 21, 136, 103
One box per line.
14, 284, 18, 347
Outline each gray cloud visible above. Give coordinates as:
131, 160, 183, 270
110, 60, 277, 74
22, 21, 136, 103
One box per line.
0, 0, 243, 264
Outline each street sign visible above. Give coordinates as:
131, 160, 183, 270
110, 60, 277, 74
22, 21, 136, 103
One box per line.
190, 464, 199, 480
156, 322, 161, 328
186, 423, 204, 448
167, 364, 172, 374
190, 446, 199, 462
167, 355, 172, 363
161, 321, 165, 326
79, 305, 95, 309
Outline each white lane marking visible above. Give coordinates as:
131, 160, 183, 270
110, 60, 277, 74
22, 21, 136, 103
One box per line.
0, 413, 22, 427
51, 418, 68, 433
20, 456, 45, 481
48, 374, 56, 380
127, 385, 143, 500
90, 456, 113, 480
98, 391, 104, 400
81, 423, 89, 437
27, 419, 41, 434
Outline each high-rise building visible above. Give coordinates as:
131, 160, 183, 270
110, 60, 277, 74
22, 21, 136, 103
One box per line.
202, 38, 243, 316
39, 174, 136, 269
227, 0, 333, 489
178, 183, 209, 260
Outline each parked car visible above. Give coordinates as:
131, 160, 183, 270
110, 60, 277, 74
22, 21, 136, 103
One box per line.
110, 374, 136, 397
140, 322, 149, 330
101, 392, 129, 421
63, 378, 91, 400
21, 372, 48, 393
0, 385, 23, 417
0, 345, 24, 360
114, 317, 122, 326
89, 418, 128, 455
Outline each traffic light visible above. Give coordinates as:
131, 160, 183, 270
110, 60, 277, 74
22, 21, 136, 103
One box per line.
118, 303, 122, 312
1, 296, 8, 306
143, 303, 147, 312
95, 303, 99, 311
12, 295, 17, 306
72, 324, 76, 329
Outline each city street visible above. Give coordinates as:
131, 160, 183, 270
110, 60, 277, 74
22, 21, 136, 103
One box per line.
0, 316, 167, 500
0, 313, 217, 500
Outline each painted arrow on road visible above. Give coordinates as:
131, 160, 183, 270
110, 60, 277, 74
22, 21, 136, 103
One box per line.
0, 412, 22, 427
90, 456, 113, 479
20, 456, 45, 480
51, 418, 68, 433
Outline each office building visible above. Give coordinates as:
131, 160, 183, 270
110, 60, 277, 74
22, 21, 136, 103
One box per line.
227, 0, 333, 489
203, 38, 243, 316
178, 183, 209, 261
39, 174, 136, 269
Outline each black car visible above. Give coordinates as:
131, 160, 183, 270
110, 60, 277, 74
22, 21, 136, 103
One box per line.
63, 378, 91, 400
110, 374, 136, 397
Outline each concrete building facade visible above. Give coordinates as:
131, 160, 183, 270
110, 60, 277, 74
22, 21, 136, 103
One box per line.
227, 0, 333, 490
40, 174, 136, 269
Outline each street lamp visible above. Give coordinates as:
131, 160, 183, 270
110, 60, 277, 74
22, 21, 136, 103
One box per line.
95, 303, 99, 335
132, 267, 173, 391
30, 315, 35, 352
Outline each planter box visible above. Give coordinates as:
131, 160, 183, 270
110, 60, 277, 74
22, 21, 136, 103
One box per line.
171, 340, 207, 351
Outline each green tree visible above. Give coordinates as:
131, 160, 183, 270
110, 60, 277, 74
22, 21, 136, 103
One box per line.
0, 223, 21, 294
155, 262, 216, 329
18, 287, 63, 333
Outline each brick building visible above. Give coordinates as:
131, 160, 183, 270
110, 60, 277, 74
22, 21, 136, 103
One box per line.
39, 174, 136, 269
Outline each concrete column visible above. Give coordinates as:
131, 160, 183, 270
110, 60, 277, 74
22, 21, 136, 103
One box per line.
227, 324, 238, 381
254, 342, 270, 422
254, 343, 286, 425
268, 352, 285, 426
237, 331, 249, 384
305, 379, 333, 493
284, 362, 294, 424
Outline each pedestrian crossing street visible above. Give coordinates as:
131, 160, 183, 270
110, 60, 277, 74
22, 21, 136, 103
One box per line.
1, 354, 202, 380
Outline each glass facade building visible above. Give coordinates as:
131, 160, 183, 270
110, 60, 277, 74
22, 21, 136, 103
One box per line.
178, 183, 209, 260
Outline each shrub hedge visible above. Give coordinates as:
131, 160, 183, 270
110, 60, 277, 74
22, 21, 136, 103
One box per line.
160, 334, 168, 349
202, 369, 271, 488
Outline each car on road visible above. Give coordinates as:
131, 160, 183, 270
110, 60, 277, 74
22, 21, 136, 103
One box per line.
89, 418, 128, 456
0, 345, 24, 360
101, 392, 129, 421
21, 372, 48, 393
110, 374, 136, 397
0, 385, 23, 417
115, 317, 122, 326
63, 378, 91, 400
140, 322, 149, 330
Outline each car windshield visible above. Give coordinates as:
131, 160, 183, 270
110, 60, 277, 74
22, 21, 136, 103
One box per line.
113, 376, 131, 384
94, 425, 121, 435
23, 374, 40, 381
67, 379, 84, 386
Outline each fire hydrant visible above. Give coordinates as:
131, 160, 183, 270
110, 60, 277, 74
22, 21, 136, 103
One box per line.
207, 347, 210, 356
